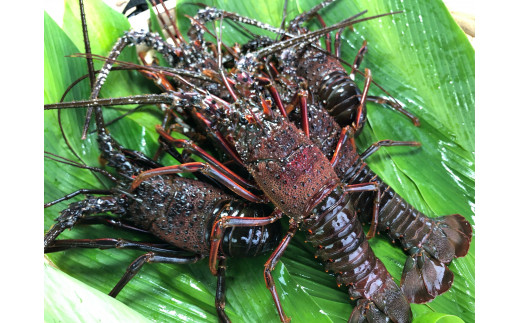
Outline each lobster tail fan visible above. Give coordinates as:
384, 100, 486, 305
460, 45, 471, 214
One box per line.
349, 299, 387, 323
420, 214, 472, 264
435, 214, 473, 258
400, 252, 454, 303
401, 214, 471, 303
349, 296, 412, 323
347, 263, 412, 322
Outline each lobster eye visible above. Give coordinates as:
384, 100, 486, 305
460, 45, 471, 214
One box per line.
237, 72, 250, 83
239, 115, 248, 125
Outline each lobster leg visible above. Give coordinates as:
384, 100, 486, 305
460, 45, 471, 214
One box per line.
263, 221, 299, 323
341, 182, 381, 239
349, 40, 368, 80
314, 12, 349, 60
333, 26, 347, 57
194, 112, 249, 168
315, 14, 332, 53
330, 126, 355, 168
267, 82, 289, 118
156, 137, 228, 190
44, 238, 183, 254
299, 89, 310, 137
110, 251, 202, 297
354, 68, 372, 132
365, 96, 421, 126
215, 257, 230, 323
257, 76, 289, 118
130, 162, 265, 203
359, 140, 421, 160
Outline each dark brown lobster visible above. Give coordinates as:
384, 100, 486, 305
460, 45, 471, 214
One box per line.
200, 0, 473, 304
261, 3, 473, 303
44, 4, 283, 321
286, 99, 472, 303
44, 92, 283, 323
127, 71, 413, 321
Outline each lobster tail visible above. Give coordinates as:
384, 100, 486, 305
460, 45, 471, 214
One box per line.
349, 299, 388, 323
342, 159, 472, 303
346, 260, 412, 323
419, 213, 472, 264
400, 252, 454, 303
434, 214, 473, 258
305, 187, 411, 322
400, 213, 472, 303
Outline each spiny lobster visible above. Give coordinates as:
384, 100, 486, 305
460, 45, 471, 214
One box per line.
213, 0, 473, 304
164, 0, 473, 305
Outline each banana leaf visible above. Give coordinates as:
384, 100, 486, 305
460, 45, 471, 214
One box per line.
44, 0, 474, 322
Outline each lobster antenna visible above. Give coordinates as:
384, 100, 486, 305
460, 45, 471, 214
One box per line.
185, 14, 239, 60
44, 151, 117, 183
79, 0, 100, 140
254, 11, 406, 58
68, 52, 222, 99
290, 0, 337, 28
70, 52, 215, 82
213, 17, 264, 129
45, 94, 175, 110
79, 0, 96, 89
53, 0, 109, 189
151, 0, 180, 45
214, 16, 239, 102
278, 0, 289, 35
226, 19, 257, 40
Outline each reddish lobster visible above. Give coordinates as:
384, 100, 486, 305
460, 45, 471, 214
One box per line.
286, 99, 472, 303
260, 3, 473, 303
129, 82, 413, 322
199, 0, 473, 303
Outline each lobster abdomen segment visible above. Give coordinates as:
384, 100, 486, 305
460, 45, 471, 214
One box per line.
344, 160, 472, 260
295, 49, 366, 134
303, 187, 411, 323
343, 159, 472, 303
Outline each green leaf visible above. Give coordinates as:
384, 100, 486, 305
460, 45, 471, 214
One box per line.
44, 0, 474, 322
44, 259, 150, 322
413, 312, 466, 323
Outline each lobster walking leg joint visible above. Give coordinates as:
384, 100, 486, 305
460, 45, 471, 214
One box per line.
209, 209, 284, 275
